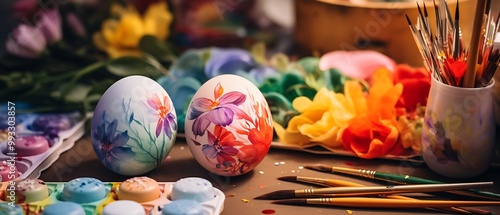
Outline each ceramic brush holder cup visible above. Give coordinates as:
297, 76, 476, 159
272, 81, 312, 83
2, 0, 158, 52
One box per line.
421, 74, 496, 178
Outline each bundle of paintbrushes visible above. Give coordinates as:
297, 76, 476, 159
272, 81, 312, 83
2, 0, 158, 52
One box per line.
305, 164, 500, 200
255, 176, 500, 213
406, 0, 500, 87
254, 164, 500, 214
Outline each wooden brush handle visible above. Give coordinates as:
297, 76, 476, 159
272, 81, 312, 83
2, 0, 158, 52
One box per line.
303, 177, 490, 214
312, 197, 500, 208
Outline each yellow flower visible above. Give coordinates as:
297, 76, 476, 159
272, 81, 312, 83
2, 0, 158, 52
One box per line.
275, 68, 407, 159
274, 82, 364, 147
396, 106, 425, 153
93, 1, 173, 58
396, 115, 422, 153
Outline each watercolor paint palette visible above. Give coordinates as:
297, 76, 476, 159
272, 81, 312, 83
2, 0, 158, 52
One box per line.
0, 177, 225, 215
0, 110, 86, 182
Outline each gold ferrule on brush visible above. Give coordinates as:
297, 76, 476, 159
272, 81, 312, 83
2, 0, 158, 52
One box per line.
298, 177, 328, 186
296, 189, 316, 197
307, 198, 332, 205
333, 167, 376, 179
357, 169, 377, 179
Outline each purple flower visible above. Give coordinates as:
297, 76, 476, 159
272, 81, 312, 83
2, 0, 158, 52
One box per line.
146, 93, 177, 138
205, 48, 256, 79
6, 24, 46, 59
66, 13, 87, 37
187, 83, 250, 136
92, 113, 135, 171
37, 10, 62, 44
201, 127, 240, 169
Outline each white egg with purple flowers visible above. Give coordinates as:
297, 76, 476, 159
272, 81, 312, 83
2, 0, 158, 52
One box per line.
91, 75, 177, 176
184, 74, 273, 176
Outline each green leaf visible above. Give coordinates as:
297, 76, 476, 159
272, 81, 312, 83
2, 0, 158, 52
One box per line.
0, 54, 44, 70
322, 68, 348, 93
87, 79, 115, 96
264, 92, 296, 127
71, 61, 107, 83
130, 145, 159, 163
106, 56, 166, 77
63, 84, 92, 103
259, 76, 281, 94
284, 84, 317, 101
138, 35, 176, 63
297, 57, 320, 75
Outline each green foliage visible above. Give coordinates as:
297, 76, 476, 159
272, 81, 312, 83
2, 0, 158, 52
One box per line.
0, 40, 174, 114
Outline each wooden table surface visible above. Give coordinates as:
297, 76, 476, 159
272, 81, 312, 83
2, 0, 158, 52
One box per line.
38, 132, 500, 215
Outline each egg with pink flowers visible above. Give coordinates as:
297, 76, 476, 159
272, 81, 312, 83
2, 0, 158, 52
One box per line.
184, 74, 273, 176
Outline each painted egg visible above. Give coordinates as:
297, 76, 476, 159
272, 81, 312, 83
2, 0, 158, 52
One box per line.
91, 76, 177, 176
185, 74, 273, 176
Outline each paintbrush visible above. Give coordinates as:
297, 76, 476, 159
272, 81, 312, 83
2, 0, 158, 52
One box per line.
278, 176, 493, 215
254, 182, 492, 200
272, 197, 500, 208
463, 0, 488, 87
452, 0, 460, 60
305, 164, 500, 200
478, 48, 500, 86
278, 176, 362, 187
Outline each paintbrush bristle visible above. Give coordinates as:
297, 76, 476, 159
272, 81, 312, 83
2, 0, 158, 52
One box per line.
423, 1, 429, 18
271, 199, 308, 206
277, 176, 298, 182
254, 190, 295, 200
417, 2, 424, 18
304, 164, 331, 172
455, 0, 459, 21
405, 14, 413, 26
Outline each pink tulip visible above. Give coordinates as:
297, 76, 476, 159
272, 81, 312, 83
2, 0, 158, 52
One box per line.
6, 24, 47, 59
37, 10, 62, 44
319, 50, 396, 80
66, 13, 87, 37
12, 0, 38, 18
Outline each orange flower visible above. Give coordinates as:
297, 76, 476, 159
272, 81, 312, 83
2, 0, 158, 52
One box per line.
366, 68, 403, 122
275, 67, 406, 158
341, 68, 403, 158
273, 86, 363, 147
236, 100, 273, 172
341, 115, 400, 159
247, 102, 273, 147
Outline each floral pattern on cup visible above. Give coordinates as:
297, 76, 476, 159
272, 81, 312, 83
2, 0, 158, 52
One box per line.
421, 75, 496, 178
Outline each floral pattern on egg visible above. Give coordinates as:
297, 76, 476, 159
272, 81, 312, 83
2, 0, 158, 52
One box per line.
91, 76, 177, 176
185, 74, 273, 176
